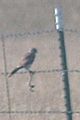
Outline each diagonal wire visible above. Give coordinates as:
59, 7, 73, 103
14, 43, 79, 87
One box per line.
1, 35, 12, 120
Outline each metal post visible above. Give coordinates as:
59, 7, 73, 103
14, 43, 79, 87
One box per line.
54, 7, 73, 120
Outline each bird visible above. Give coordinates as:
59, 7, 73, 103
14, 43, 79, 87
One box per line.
8, 48, 37, 78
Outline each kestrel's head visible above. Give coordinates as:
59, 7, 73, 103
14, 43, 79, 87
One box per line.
31, 48, 37, 53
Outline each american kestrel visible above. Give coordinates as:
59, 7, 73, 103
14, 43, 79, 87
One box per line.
8, 48, 37, 77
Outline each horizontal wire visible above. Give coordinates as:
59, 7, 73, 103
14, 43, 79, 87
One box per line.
0, 29, 54, 38
0, 28, 80, 39
0, 110, 80, 114
1, 69, 80, 75
64, 28, 80, 34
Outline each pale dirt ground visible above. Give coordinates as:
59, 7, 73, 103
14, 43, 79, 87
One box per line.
0, 0, 80, 120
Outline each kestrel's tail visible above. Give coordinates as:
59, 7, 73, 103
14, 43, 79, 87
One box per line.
8, 66, 23, 77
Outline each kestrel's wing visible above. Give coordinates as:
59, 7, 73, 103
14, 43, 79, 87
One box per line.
20, 52, 31, 66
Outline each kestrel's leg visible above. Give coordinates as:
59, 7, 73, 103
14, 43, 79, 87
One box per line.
27, 69, 35, 90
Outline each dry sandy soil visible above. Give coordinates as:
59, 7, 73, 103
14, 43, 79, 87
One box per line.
0, 0, 80, 120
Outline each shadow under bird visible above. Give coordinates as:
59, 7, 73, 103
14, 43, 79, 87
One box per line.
8, 48, 37, 89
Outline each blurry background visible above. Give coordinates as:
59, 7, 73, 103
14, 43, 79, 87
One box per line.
0, 0, 80, 120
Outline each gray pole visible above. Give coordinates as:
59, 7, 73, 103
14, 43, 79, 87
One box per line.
54, 7, 73, 120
